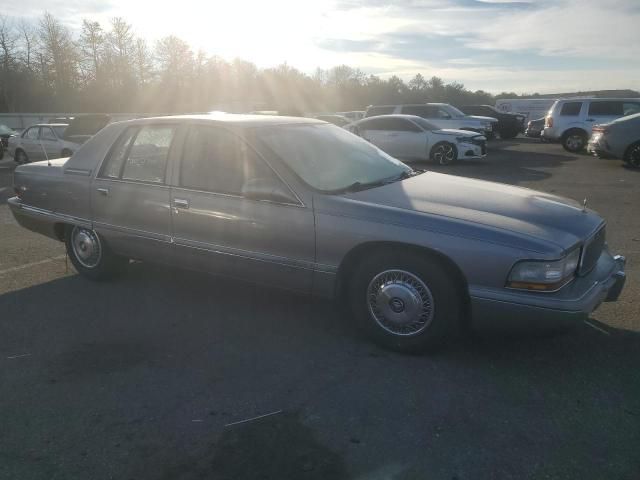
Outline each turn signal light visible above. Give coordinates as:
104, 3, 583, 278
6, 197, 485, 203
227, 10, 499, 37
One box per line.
545, 117, 553, 128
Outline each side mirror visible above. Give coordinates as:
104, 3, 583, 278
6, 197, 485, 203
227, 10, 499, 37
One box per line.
242, 177, 299, 204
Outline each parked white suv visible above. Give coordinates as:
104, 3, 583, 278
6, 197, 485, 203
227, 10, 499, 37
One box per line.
364, 103, 497, 137
542, 98, 640, 152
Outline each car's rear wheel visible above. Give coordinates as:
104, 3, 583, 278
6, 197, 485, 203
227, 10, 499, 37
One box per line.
623, 141, 640, 168
562, 130, 588, 153
348, 251, 462, 353
14, 148, 28, 164
430, 142, 457, 165
65, 226, 127, 280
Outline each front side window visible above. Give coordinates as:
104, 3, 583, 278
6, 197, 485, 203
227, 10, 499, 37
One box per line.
622, 102, 640, 116
122, 126, 175, 183
588, 101, 622, 116
180, 126, 275, 196
560, 102, 582, 116
255, 124, 411, 192
24, 127, 39, 140
40, 128, 57, 141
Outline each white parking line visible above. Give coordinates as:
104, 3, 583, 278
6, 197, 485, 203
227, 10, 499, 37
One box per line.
0, 255, 66, 276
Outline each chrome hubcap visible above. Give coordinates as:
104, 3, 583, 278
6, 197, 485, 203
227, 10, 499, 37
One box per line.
434, 145, 455, 164
367, 270, 434, 336
566, 135, 583, 151
71, 227, 102, 268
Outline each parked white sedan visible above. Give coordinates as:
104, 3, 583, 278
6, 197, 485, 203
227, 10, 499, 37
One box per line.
346, 114, 487, 164
8, 123, 73, 164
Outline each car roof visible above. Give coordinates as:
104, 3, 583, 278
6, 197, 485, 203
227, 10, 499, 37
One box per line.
357, 114, 426, 122
116, 113, 324, 127
555, 97, 640, 103
31, 123, 69, 127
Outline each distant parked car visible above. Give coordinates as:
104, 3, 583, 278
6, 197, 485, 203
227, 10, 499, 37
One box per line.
8, 114, 626, 352
8, 124, 71, 163
62, 114, 111, 146
587, 113, 640, 168
313, 114, 351, 127
0, 123, 17, 159
347, 114, 486, 164
459, 105, 525, 139
525, 118, 546, 138
364, 103, 497, 137
338, 111, 365, 122
542, 98, 640, 152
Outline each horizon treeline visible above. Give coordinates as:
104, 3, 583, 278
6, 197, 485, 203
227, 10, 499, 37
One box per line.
0, 13, 576, 114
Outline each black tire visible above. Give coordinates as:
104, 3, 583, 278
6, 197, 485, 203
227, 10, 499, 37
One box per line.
429, 142, 458, 165
561, 130, 588, 153
0, 145, 4, 160
61, 148, 73, 158
498, 129, 519, 140
14, 148, 28, 164
65, 225, 127, 280
348, 250, 463, 353
623, 141, 640, 168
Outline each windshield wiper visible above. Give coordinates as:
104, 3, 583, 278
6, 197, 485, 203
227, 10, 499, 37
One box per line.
337, 170, 424, 194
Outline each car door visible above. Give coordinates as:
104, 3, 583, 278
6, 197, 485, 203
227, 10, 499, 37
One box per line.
357, 118, 394, 152
91, 124, 176, 262
21, 127, 41, 160
39, 126, 62, 159
586, 101, 623, 130
169, 124, 315, 293
382, 117, 427, 159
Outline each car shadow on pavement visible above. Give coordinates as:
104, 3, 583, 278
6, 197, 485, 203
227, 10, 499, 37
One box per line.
1, 263, 639, 479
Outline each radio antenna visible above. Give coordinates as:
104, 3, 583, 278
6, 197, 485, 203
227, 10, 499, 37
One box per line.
38, 128, 51, 166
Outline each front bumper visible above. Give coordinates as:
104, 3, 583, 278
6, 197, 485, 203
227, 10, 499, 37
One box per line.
458, 141, 486, 159
470, 248, 626, 330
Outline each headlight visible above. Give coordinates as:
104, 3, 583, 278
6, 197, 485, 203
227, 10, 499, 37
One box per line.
507, 248, 580, 291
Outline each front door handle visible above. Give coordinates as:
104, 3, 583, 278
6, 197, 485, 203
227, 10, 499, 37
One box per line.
173, 198, 190, 209
96, 187, 109, 196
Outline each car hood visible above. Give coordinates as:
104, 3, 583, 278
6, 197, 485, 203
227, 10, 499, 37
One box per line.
344, 172, 603, 251
465, 115, 499, 123
434, 129, 484, 137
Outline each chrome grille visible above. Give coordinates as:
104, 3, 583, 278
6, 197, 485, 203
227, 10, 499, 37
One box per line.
579, 226, 605, 275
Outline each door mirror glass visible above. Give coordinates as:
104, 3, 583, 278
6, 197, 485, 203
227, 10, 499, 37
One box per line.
242, 177, 298, 204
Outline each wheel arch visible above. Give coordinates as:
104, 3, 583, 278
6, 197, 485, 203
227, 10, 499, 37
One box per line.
560, 127, 589, 140
335, 241, 471, 321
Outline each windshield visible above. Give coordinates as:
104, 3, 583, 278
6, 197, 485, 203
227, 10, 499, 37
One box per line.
255, 124, 411, 192
442, 105, 466, 117
0, 124, 14, 135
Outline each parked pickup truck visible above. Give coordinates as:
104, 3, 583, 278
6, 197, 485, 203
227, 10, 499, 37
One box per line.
9, 114, 626, 352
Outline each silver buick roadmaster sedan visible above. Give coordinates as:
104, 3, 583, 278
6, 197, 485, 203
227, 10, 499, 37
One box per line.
9, 115, 626, 352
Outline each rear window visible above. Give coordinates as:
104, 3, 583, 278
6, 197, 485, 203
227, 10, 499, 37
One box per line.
588, 101, 623, 116
365, 106, 395, 117
560, 102, 582, 116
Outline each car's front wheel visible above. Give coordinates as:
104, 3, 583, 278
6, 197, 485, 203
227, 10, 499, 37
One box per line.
348, 251, 462, 353
430, 142, 458, 165
14, 148, 28, 164
65, 226, 127, 280
623, 141, 640, 168
562, 130, 588, 153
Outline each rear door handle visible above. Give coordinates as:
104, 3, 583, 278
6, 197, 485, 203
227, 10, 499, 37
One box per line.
173, 198, 190, 209
96, 187, 109, 196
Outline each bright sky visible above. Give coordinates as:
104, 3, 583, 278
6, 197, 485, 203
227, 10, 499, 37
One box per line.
13, 0, 640, 94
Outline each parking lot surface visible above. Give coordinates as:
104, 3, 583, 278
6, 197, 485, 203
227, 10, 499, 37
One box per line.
1, 139, 639, 480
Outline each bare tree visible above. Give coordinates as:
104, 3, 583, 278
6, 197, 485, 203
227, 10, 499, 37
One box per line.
79, 19, 104, 83
17, 20, 37, 72
38, 12, 78, 96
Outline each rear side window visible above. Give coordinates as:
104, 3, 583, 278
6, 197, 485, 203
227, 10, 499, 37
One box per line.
122, 126, 175, 183
560, 102, 582, 116
400, 105, 439, 118
622, 102, 640, 116
360, 117, 420, 132
180, 126, 275, 196
588, 101, 623, 116
100, 128, 137, 179
40, 127, 57, 141
365, 106, 395, 117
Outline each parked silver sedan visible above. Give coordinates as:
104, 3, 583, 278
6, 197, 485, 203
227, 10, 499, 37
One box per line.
9, 115, 626, 352
8, 123, 72, 163
587, 113, 640, 168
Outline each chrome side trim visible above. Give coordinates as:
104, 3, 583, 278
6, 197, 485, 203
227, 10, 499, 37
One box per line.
17, 203, 92, 228
173, 236, 316, 271
64, 168, 92, 176
93, 221, 172, 243
171, 186, 305, 209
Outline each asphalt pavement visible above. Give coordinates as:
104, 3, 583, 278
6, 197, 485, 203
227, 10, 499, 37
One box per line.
1, 140, 639, 480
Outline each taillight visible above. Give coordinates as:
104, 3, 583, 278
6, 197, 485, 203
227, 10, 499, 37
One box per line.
592, 126, 608, 134
14, 185, 25, 199
545, 117, 553, 128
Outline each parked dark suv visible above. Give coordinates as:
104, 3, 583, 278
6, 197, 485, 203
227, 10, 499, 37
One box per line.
460, 105, 525, 139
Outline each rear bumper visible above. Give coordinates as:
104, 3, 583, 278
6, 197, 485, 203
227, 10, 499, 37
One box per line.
470, 249, 626, 330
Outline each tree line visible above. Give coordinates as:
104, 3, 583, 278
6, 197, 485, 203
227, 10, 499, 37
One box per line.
0, 13, 540, 114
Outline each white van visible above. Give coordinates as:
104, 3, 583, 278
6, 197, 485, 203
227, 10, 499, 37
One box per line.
542, 98, 640, 152
495, 98, 557, 123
